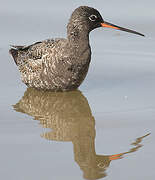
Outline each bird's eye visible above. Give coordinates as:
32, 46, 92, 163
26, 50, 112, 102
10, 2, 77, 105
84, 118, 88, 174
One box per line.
89, 14, 98, 22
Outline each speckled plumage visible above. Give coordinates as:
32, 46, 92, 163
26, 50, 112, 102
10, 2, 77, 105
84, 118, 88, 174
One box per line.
9, 6, 102, 91
9, 6, 144, 91
10, 38, 91, 91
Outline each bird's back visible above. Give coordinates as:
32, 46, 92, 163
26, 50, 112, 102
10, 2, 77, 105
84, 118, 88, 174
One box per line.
10, 39, 60, 66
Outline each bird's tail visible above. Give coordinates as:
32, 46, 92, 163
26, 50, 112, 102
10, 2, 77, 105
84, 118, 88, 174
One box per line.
9, 47, 19, 65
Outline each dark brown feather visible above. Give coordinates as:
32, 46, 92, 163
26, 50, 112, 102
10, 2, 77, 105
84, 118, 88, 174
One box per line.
9, 48, 18, 65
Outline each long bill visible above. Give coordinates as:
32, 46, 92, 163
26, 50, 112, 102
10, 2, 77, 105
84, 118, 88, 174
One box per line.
101, 21, 144, 37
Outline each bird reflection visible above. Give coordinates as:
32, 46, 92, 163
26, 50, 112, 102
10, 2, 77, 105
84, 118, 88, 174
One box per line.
14, 88, 150, 180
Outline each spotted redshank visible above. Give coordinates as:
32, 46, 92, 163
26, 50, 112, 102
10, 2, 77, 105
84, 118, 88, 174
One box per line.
9, 6, 144, 91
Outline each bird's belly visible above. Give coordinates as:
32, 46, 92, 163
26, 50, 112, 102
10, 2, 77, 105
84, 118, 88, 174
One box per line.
21, 48, 91, 91
41, 58, 90, 91
67, 61, 90, 88
40, 48, 91, 91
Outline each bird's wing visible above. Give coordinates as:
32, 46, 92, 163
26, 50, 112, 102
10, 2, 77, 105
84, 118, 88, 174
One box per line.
10, 39, 59, 66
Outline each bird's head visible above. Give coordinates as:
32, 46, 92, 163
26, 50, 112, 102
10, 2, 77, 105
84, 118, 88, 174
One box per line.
67, 6, 144, 37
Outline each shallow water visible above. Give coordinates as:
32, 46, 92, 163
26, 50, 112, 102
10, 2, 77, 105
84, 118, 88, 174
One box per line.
1, 0, 155, 180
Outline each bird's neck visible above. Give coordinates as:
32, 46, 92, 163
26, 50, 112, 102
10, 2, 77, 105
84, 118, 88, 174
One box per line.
67, 24, 90, 46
